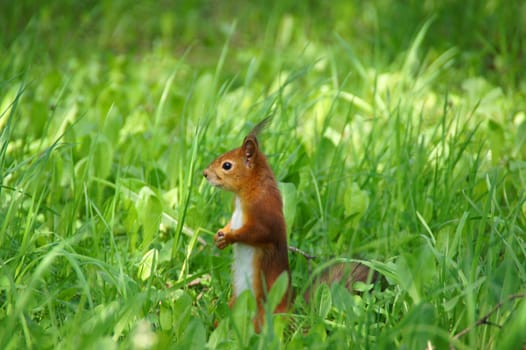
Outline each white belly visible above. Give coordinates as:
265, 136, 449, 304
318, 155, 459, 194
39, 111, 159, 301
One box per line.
231, 197, 255, 297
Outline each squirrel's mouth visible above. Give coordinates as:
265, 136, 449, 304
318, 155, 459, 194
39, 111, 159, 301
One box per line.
205, 172, 223, 188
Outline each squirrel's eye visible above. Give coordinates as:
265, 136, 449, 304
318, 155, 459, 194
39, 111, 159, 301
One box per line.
222, 162, 232, 170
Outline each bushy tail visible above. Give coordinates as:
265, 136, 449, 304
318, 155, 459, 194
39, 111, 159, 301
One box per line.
303, 261, 386, 303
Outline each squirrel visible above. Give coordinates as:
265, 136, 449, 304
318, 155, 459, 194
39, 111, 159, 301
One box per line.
203, 117, 381, 332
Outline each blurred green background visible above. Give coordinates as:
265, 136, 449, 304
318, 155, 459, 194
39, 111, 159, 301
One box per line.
1, 0, 525, 349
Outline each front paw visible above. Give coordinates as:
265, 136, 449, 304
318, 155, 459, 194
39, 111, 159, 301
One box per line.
214, 230, 228, 249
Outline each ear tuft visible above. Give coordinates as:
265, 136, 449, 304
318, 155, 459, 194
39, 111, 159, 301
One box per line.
248, 115, 272, 137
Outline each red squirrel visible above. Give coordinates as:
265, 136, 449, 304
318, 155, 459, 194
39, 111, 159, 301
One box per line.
203, 117, 290, 331
203, 118, 381, 332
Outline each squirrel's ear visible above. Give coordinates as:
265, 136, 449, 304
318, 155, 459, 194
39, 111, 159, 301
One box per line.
242, 135, 258, 167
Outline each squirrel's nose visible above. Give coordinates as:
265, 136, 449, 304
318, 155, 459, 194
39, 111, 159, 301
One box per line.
203, 170, 208, 178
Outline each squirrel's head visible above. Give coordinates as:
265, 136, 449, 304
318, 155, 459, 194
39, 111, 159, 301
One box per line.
204, 116, 274, 193
203, 134, 261, 193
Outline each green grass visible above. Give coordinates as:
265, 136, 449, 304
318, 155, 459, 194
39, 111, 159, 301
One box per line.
1, 1, 525, 349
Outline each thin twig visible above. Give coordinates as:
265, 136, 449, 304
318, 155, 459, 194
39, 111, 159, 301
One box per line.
452, 292, 526, 347
288, 245, 317, 260
288, 245, 317, 277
